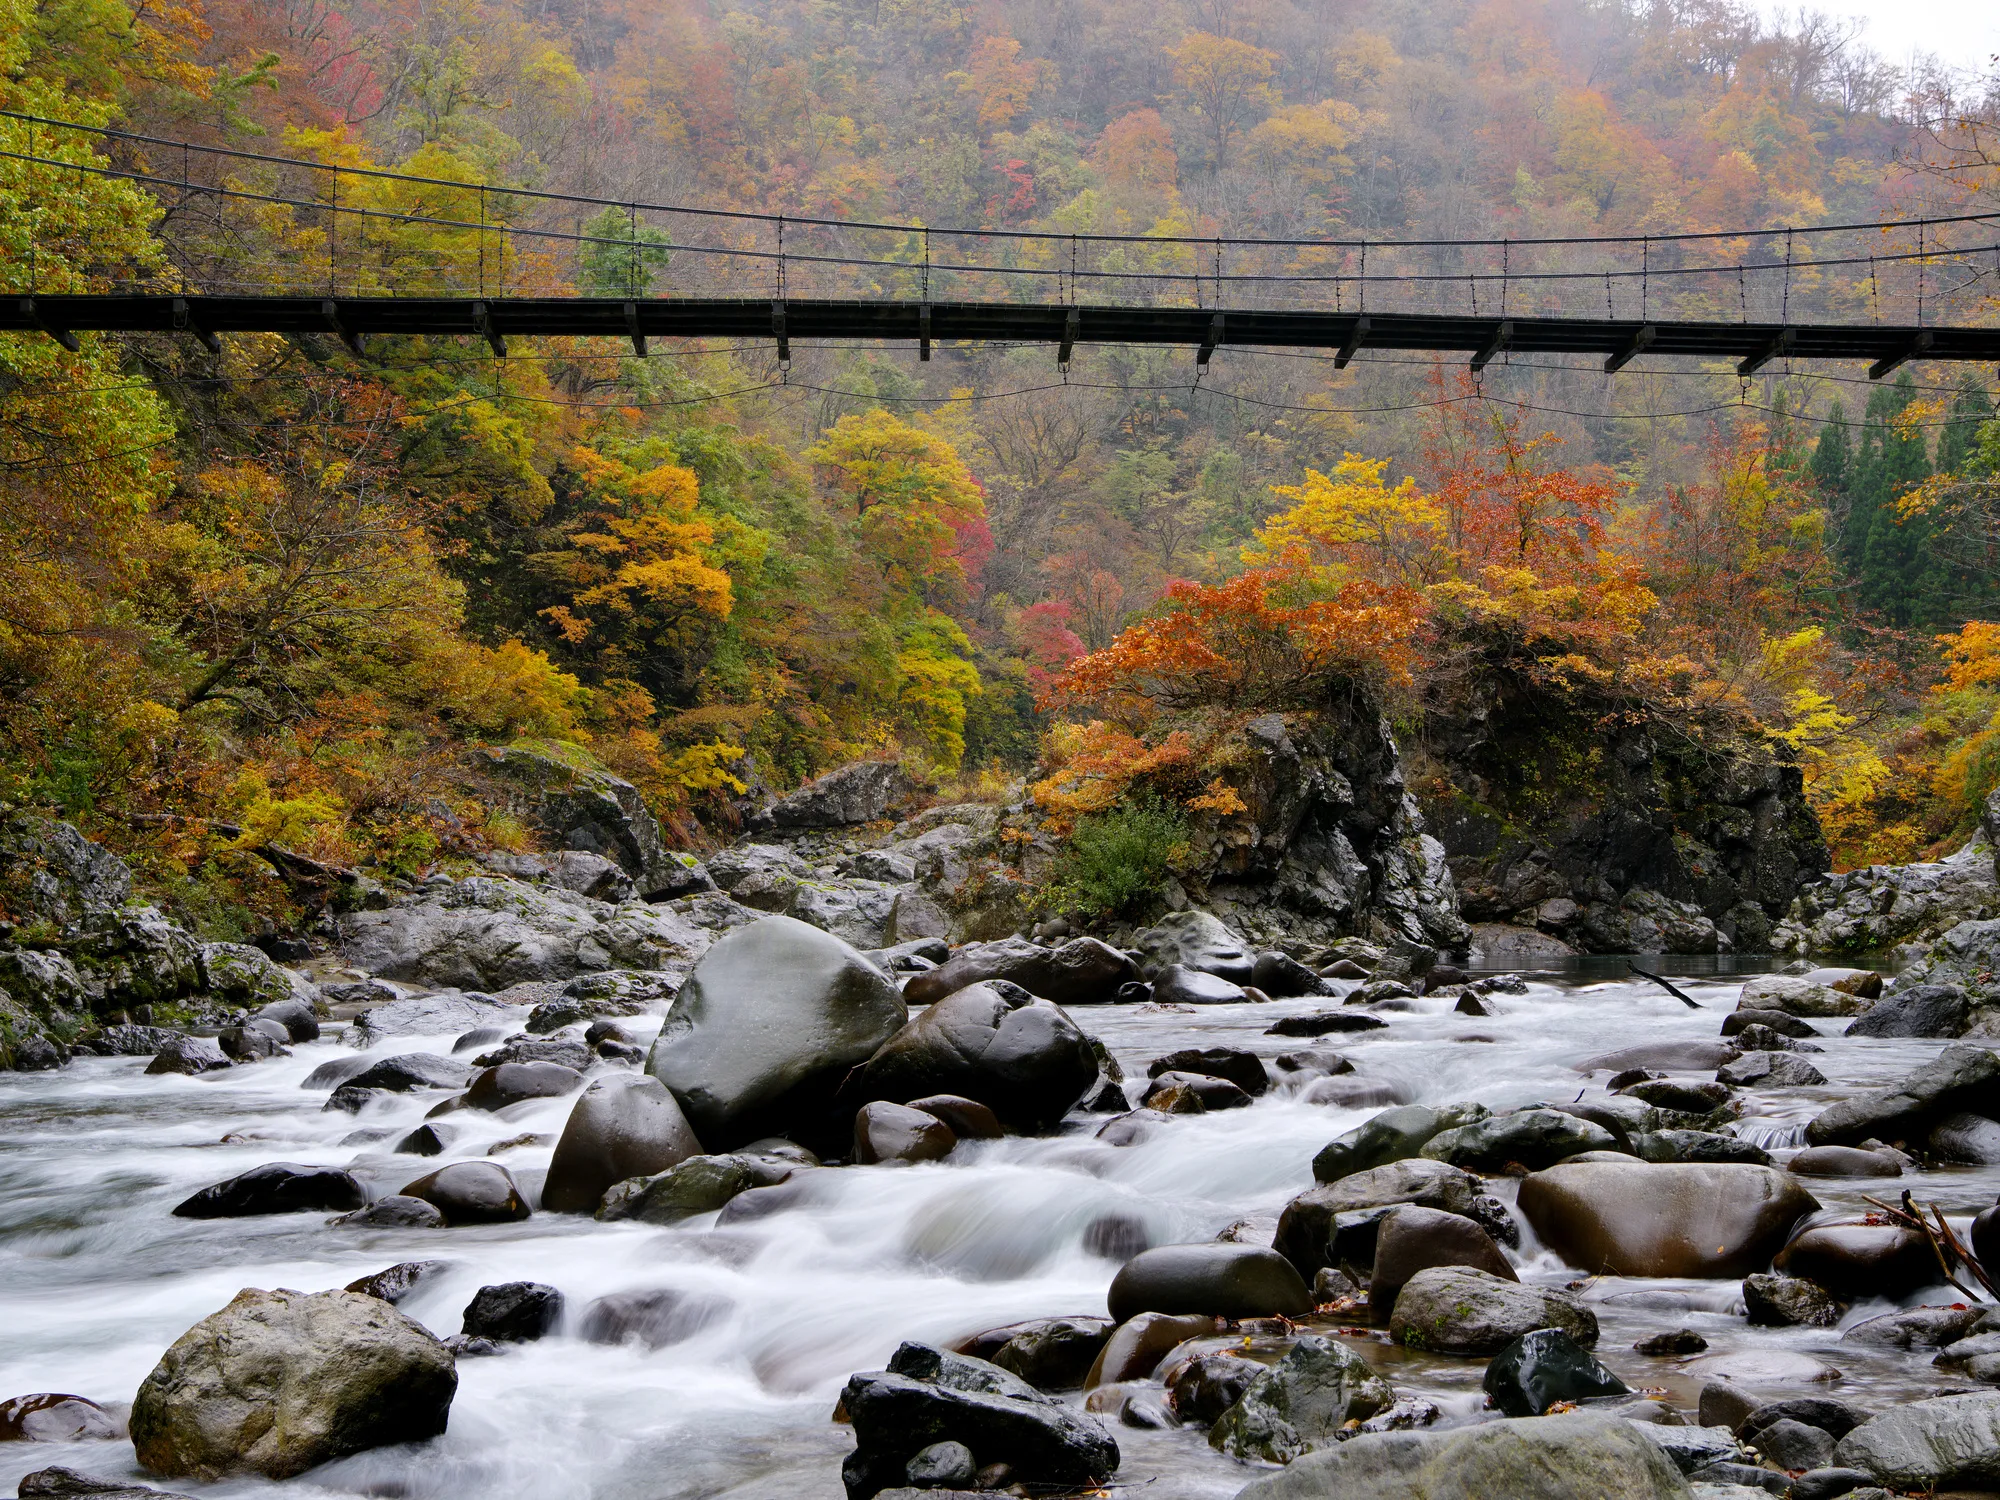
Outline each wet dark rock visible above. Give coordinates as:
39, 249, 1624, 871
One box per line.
1311, 1268, 1357, 1303
1208, 1335, 1395, 1463
1930, 1112, 2000, 1164
216, 1023, 287, 1062
129, 1287, 454, 1480
394, 1124, 452, 1156
647, 915, 906, 1151
1805, 1043, 2000, 1148
1518, 1161, 1820, 1277
1369, 1205, 1515, 1317
1151, 966, 1248, 1005
1454, 992, 1492, 1016
764, 759, 913, 828
1633, 1329, 1707, 1355
1775, 1221, 1939, 1300
1266, 1011, 1387, 1036
1106, 1243, 1310, 1323
955, 1318, 1112, 1392
1312, 1102, 1488, 1183
1718, 1051, 1827, 1087
904, 1439, 977, 1488
1847, 982, 1969, 1038
578, 1289, 729, 1349
854, 1101, 956, 1164
1576, 1040, 1738, 1074
1734, 1025, 1823, 1055
524, 996, 592, 1033
1146, 1047, 1268, 1097
1275, 1159, 1483, 1280
460, 1282, 562, 1343
143, 1037, 231, 1076
851, 980, 1097, 1134
1616, 1078, 1732, 1113
595, 1151, 795, 1223
1084, 1313, 1219, 1386
76, 1025, 184, 1058
463, 1061, 585, 1111
1843, 1304, 1989, 1349
450, 1026, 511, 1055
838, 1342, 1118, 1500
328, 1196, 446, 1229
1389, 1267, 1595, 1355
172, 1163, 365, 1219
904, 1094, 1002, 1139
1142, 1071, 1251, 1112
903, 937, 1138, 1007
399, 1162, 530, 1225
1081, 1214, 1152, 1262
343, 1262, 449, 1306
1722, 1008, 1820, 1038
1163, 1351, 1260, 1425
1420, 1108, 1618, 1173
1784, 1469, 1880, 1500
543, 1074, 703, 1214
343, 1053, 472, 1094
473, 1037, 594, 1071
1251, 952, 1327, 997
5, 1035, 67, 1070
0, 1395, 119, 1443
1482, 1327, 1630, 1417
1742, 1272, 1843, 1328
1787, 1145, 1902, 1177
1080, 1082, 1129, 1113
1739, 1398, 1867, 1444
1933, 1331, 2000, 1380
1630, 1129, 1773, 1165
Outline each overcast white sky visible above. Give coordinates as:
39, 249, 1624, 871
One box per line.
1749, 0, 2000, 73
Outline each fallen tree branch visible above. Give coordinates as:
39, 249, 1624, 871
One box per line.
1627, 963, 1701, 1009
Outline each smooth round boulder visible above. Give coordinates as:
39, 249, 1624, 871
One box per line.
218, 1024, 287, 1062
399, 1161, 530, 1225
129, 1288, 455, 1480
903, 936, 1138, 1007
542, 1074, 703, 1214
1420, 1109, 1618, 1173
1517, 1161, 1820, 1278
1787, 1145, 1903, 1178
956, 1317, 1113, 1392
1369, 1205, 1516, 1316
1974, 1199, 2000, 1275
646, 915, 906, 1150
1146, 1047, 1269, 1097
1251, 952, 1326, 998
341, 1053, 470, 1094
1931, 1112, 2000, 1164
853, 1101, 956, 1165
1389, 1266, 1597, 1355
463, 1061, 584, 1111
1275, 1159, 1483, 1281
851, 980, 1098, 1133
1743, 1272, 1843, 1327
460, 1282, 563, 1343
0, 1394, 119, 1442
1106, 1243, 1310, 1324
329, 1196, 446, 1229
1151, 965, 1248, 1005
172, 1163, 366, 1220
1721, 1008, 1821, 1039
1143, 1071, 1251, 1111
905, 1094, 1003, 1139
145, 1037, 231, 1076
251, 997, 319, 1043
1775, 1221, 1940, 1299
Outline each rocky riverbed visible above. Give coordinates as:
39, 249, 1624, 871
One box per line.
7, 927, 2000, 1500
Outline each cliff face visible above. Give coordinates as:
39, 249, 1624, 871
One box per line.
1415, 674, 1830, 954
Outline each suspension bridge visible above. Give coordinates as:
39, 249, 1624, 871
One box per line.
4, 112, 1998, 381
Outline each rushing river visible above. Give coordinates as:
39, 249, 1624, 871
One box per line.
2, 959, 1991, 1499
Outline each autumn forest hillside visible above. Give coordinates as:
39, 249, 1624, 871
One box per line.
2, 0, 1999, 938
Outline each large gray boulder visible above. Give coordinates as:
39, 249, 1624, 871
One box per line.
647, 915, 906, 1149
1106, 1243, 1310, 1323
340, 877, 711, 990
1132, 911, 1255, 982
543, 1074, 703, 1213
1420, 1109, 1618, 1173
1835, 1391, 2000, 1490
1388, 1267, 1596, 1354
1234, 1411, 1692, 1498
196, 944, 315, 1012
1312, 1104, 1490, 1183
1208, 1335, 1396, 1463
1276, 1160, 1484, 1280
129, 1288, 455, 1479
468, 744, 688, 899
1847, 982, 1969, 1038
0, 812, 132, 933
765, 761, 914, 828
1806, 1043, 2000, 1147
851, 980, 1098, 1133
347, 990, 517, 1046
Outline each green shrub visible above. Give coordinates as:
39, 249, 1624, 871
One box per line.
1052, 798, 1191, 919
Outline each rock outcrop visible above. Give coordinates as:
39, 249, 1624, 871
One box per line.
1418, 671, 1829, 953
468, 743, 694, 899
